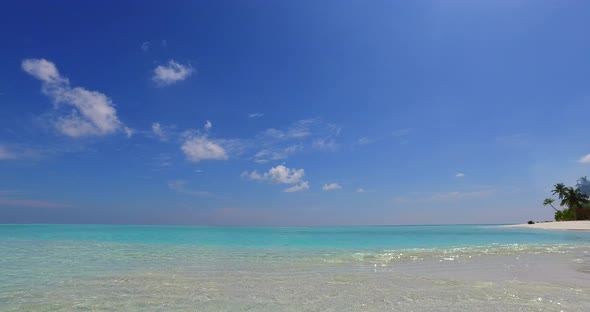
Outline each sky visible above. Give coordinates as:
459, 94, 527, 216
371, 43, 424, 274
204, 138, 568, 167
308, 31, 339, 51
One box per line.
1, 0, 589, 226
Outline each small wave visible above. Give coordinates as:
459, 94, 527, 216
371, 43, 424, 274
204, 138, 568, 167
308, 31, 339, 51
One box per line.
323, 243, 587, 265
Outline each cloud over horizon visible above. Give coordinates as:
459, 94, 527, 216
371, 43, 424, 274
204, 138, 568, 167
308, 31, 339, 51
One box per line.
0, 190, 71, 208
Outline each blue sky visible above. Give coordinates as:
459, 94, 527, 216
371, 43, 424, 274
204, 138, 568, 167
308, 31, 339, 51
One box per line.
1, 1, 589, 225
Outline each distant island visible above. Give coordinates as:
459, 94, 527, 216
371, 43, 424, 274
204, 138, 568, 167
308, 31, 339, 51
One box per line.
542, 176, 590, 221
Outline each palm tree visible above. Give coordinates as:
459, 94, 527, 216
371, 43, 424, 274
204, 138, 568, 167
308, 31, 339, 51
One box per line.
543, 198, 559, 212
560, 187, 590, 220
552, 183, 567, 200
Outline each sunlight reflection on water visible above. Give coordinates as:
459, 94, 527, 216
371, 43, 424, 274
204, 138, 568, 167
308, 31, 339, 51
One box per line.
1, 240, 589, 311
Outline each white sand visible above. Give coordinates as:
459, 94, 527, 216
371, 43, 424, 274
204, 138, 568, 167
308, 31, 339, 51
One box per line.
499, 220, 590, 230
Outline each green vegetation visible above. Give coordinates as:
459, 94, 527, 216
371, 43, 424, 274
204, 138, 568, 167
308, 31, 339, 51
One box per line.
543, 177, 590, 221
554, 209, 575, 221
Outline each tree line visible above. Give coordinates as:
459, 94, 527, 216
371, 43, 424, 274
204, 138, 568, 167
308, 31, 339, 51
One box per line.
543, 177, 590, 221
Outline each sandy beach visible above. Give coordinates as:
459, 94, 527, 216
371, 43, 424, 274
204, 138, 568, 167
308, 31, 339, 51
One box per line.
499, 220, 590, 230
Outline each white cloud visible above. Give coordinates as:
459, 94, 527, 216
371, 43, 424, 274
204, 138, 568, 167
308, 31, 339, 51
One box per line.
356, 188, 366, 193
284, 181, 310, 193
249, 113, 263, 118
167, 180, 213, 197
242, 165, 305, 184
141, 41, 150, 52
322, 183, 342, 191
152, 122, 166, 140
152, 117, 340, 166
22, 58, 124, 137
254, 144, 302, 163
263, 119, 315, 140
455, 173, 465, 178
152, 60, 193, 86
21, 58, 62, 83
161, 40, 167, 48
0, 146, 16, 160
579, 154, 590, 164
262, 128, 286, 139
123, 127, 135, 138
242, 165, 309, 192
265, 165, 305, 184
286, 119, 315, 138
253, 119, 340, 160
181, 134, 228, 162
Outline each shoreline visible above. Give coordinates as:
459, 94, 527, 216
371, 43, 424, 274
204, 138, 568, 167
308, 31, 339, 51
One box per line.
498, 220, 590, 230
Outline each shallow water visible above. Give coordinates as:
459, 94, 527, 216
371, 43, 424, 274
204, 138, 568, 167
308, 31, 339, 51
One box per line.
1, 224, 589, 311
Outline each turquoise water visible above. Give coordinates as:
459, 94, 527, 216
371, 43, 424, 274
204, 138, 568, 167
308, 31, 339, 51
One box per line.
1, 224, 590, 311
2, 224, 589, 248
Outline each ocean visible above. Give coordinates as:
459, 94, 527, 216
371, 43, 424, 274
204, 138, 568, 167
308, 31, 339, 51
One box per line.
1, 224, 589, 311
